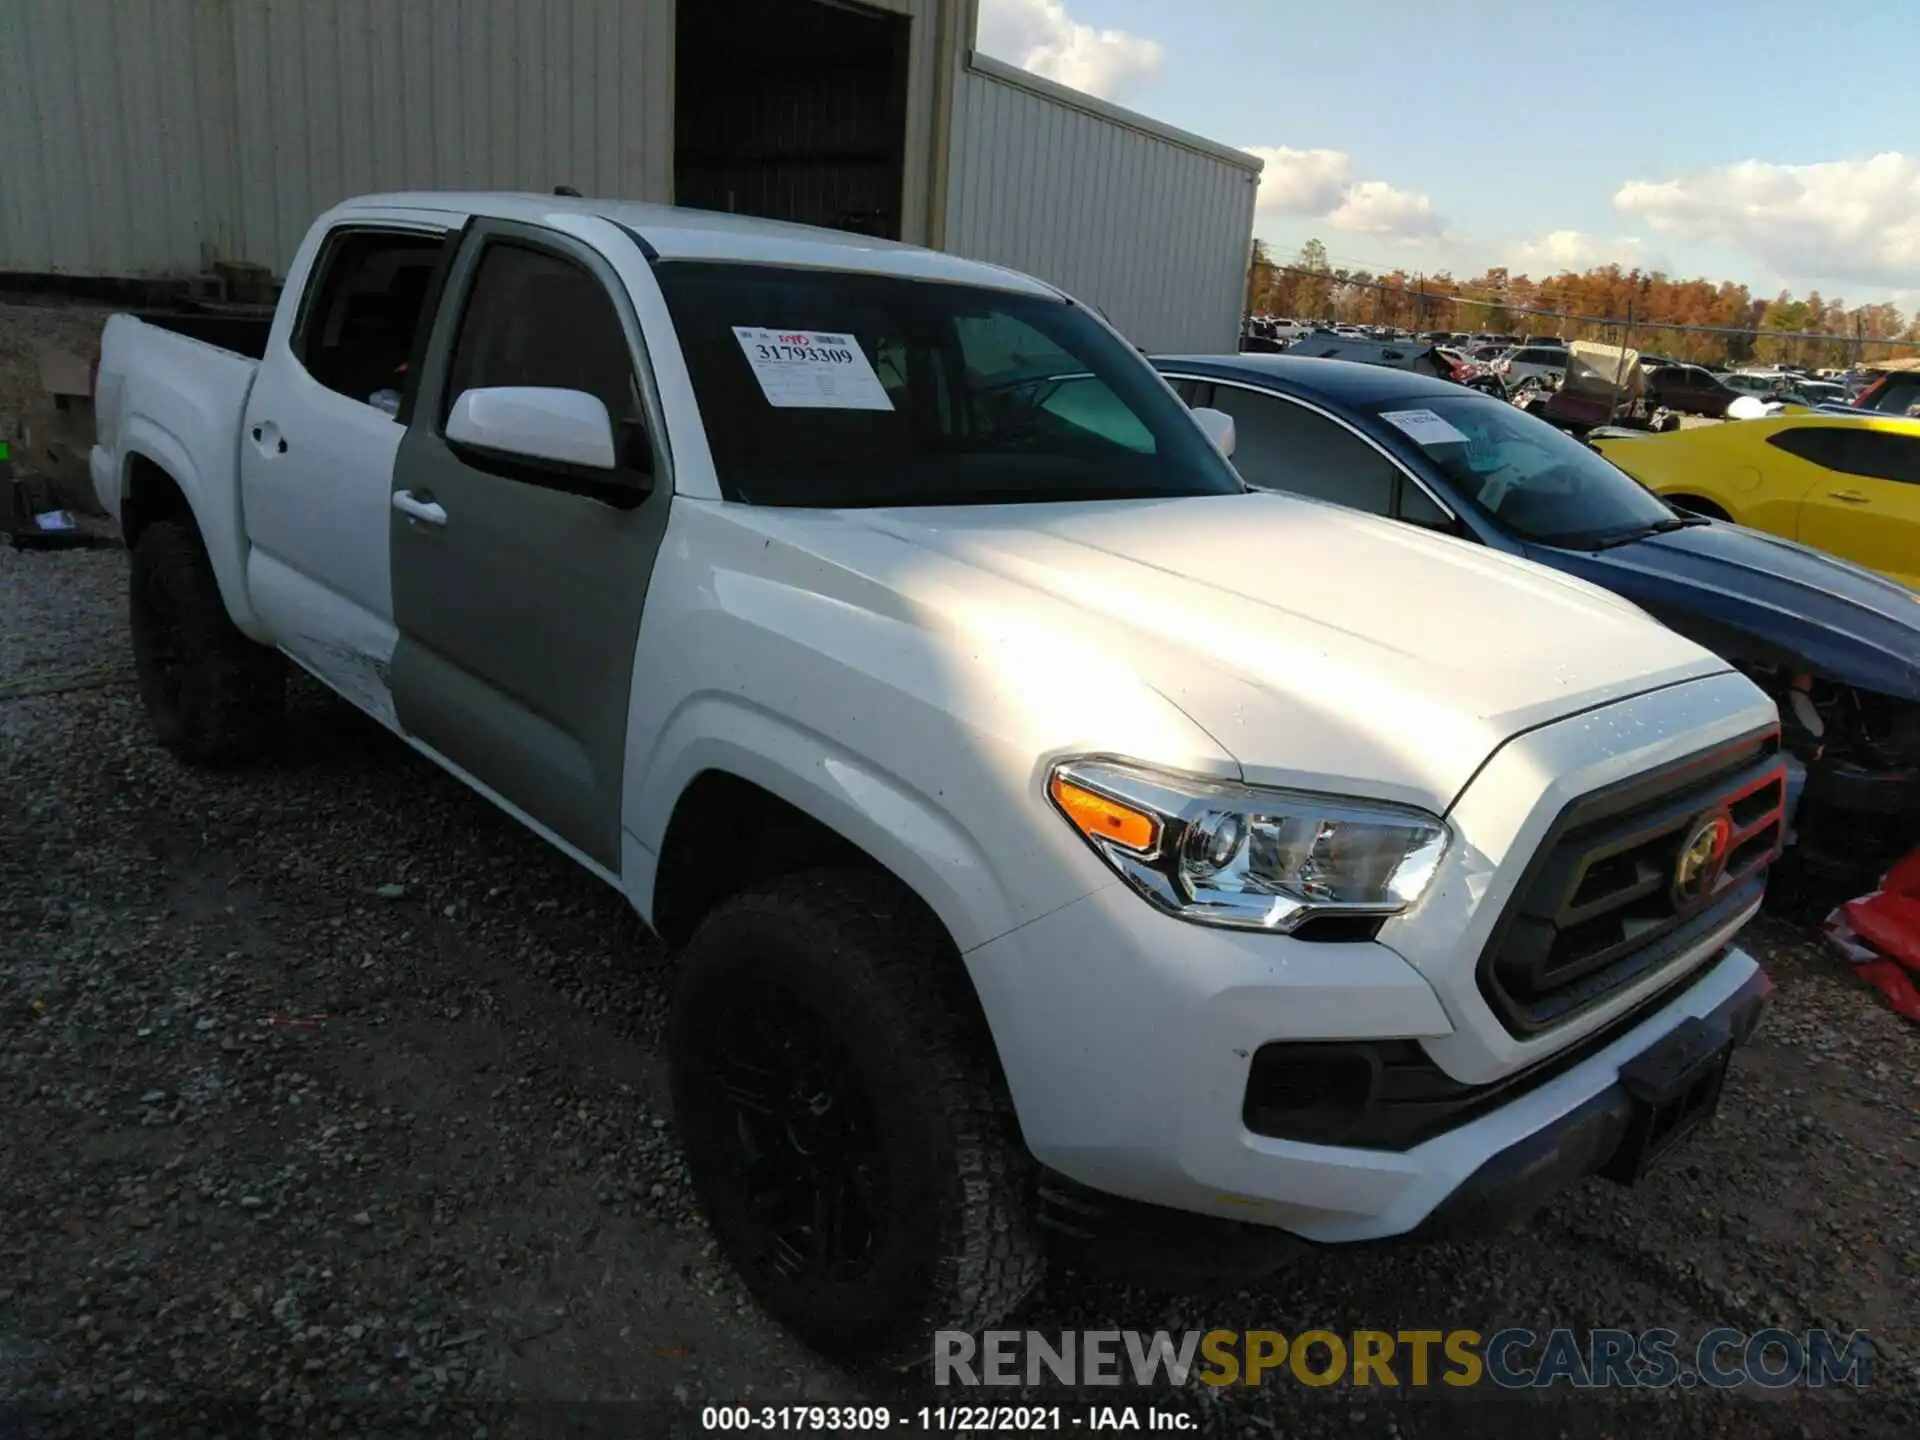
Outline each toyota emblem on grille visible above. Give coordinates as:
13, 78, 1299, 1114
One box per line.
1674, 812, 1734, 907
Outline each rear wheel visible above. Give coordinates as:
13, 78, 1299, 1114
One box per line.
669, 867, 1043, 1367
129, 518, 285, 765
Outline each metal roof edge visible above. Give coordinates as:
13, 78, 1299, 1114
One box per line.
963, 51, 1265, 176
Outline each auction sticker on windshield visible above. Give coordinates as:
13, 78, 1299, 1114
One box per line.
1379, 408, 1469, 447
731, 328, 894, 411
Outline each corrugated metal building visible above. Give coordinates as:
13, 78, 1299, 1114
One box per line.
945, 54, 1259, 361
0, 0, 1260, 349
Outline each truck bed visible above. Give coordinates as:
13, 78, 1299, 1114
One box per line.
90, 312, 262, 560
125, 309, 273, 361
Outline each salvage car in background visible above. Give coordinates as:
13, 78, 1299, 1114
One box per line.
1521, 341, 1679, 435
1156, 354, 1920, 883
1490, 344, 1568, 391
1434, 346, 1504, 393
1590, 412, 1920, 591
1849, 358, 1920, 415
1279, 334, 1452, 376
1643, 362, 1739, 418
1722, 371, 1799, 402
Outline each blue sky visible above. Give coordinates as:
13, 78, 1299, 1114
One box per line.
975, 0, 1920, 307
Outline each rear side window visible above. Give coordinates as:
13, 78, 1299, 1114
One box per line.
294, 228, 448, 413
443, 243, 649, 465
1766, 426, 1920, 484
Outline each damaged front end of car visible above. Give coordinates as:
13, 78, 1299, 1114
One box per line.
1740, 663, 1920, 885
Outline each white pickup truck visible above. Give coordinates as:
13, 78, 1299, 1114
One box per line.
92, 191, 1785, 1364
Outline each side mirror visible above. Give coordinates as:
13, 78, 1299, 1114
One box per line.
446, 386, 619, 469
1191, 406, 1236, 458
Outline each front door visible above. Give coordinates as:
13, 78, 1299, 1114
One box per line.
388, 220, 673, 872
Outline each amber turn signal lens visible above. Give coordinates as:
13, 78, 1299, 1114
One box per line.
1050, 774, 1159, 853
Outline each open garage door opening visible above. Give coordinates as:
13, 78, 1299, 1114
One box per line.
674, 0, 910, 240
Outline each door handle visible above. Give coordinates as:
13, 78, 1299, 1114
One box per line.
392, 489, 448, 526
1827, 489, 1870, 504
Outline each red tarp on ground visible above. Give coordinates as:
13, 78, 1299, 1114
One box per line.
1823, 847, 1920, 1024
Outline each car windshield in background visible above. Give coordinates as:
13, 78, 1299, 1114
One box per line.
1366, 392, 1678, 546
652, 262, 1245, 508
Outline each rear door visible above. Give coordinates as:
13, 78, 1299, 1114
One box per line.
1780, 426, 1920, 587
387, 219, 674, 874
239, 217, 454, 726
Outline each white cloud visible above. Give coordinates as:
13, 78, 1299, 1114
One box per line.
1330, 181, 1442, 239
975, 0, 1162, 100
1613, 152, 1920, 287
1242, 146, 1354, 216
1243, 146, 1442, 242
1508, 229, 1648, 271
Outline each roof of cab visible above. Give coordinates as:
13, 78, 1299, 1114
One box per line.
330, 191, 1060, 295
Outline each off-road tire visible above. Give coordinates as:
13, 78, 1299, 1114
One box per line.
129, 518, 285, 765
669, 867, 1044, 1368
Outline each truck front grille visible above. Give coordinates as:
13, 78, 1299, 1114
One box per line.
1477, 727, 1786, 1037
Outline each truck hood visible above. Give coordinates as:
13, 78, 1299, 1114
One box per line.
825, 491, 1732, 813
1527, 521, 1920, 703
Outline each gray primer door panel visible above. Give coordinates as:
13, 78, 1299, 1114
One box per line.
388, 220, 671, 871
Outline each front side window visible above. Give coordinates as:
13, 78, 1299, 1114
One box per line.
652, 262, 1244, 507
444, 243, 649, 464
1366, 391, 1674, 545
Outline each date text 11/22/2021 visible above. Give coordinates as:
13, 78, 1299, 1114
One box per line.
700, 1405, 1194, 1431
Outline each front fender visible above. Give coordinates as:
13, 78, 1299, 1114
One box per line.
623, 696, 1027, 954
119, 418, 267, 641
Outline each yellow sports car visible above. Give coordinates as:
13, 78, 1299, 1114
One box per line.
1591, 412, 1920, 590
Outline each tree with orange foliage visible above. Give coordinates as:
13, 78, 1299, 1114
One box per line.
1250, 239, 1915, 365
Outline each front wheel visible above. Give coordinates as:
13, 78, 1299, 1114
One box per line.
669, 868, 1044, 1367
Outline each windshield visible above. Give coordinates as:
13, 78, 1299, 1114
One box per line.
1365, 392, 1678, 545
652, 262, 1245, 507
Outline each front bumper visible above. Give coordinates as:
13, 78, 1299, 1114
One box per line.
964, 870, 1764, 1244
1409, 959, 1769, 1237
1037, 959, 1771, 1283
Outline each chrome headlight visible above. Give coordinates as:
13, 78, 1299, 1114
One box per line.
1048, 758, 1450, 932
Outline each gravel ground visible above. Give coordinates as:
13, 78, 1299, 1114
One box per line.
2, 311, 1917, 1438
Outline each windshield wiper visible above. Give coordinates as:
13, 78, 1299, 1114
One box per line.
1589, 515, 1709, 550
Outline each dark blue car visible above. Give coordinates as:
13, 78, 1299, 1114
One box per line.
1153, 353, 1920, 882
